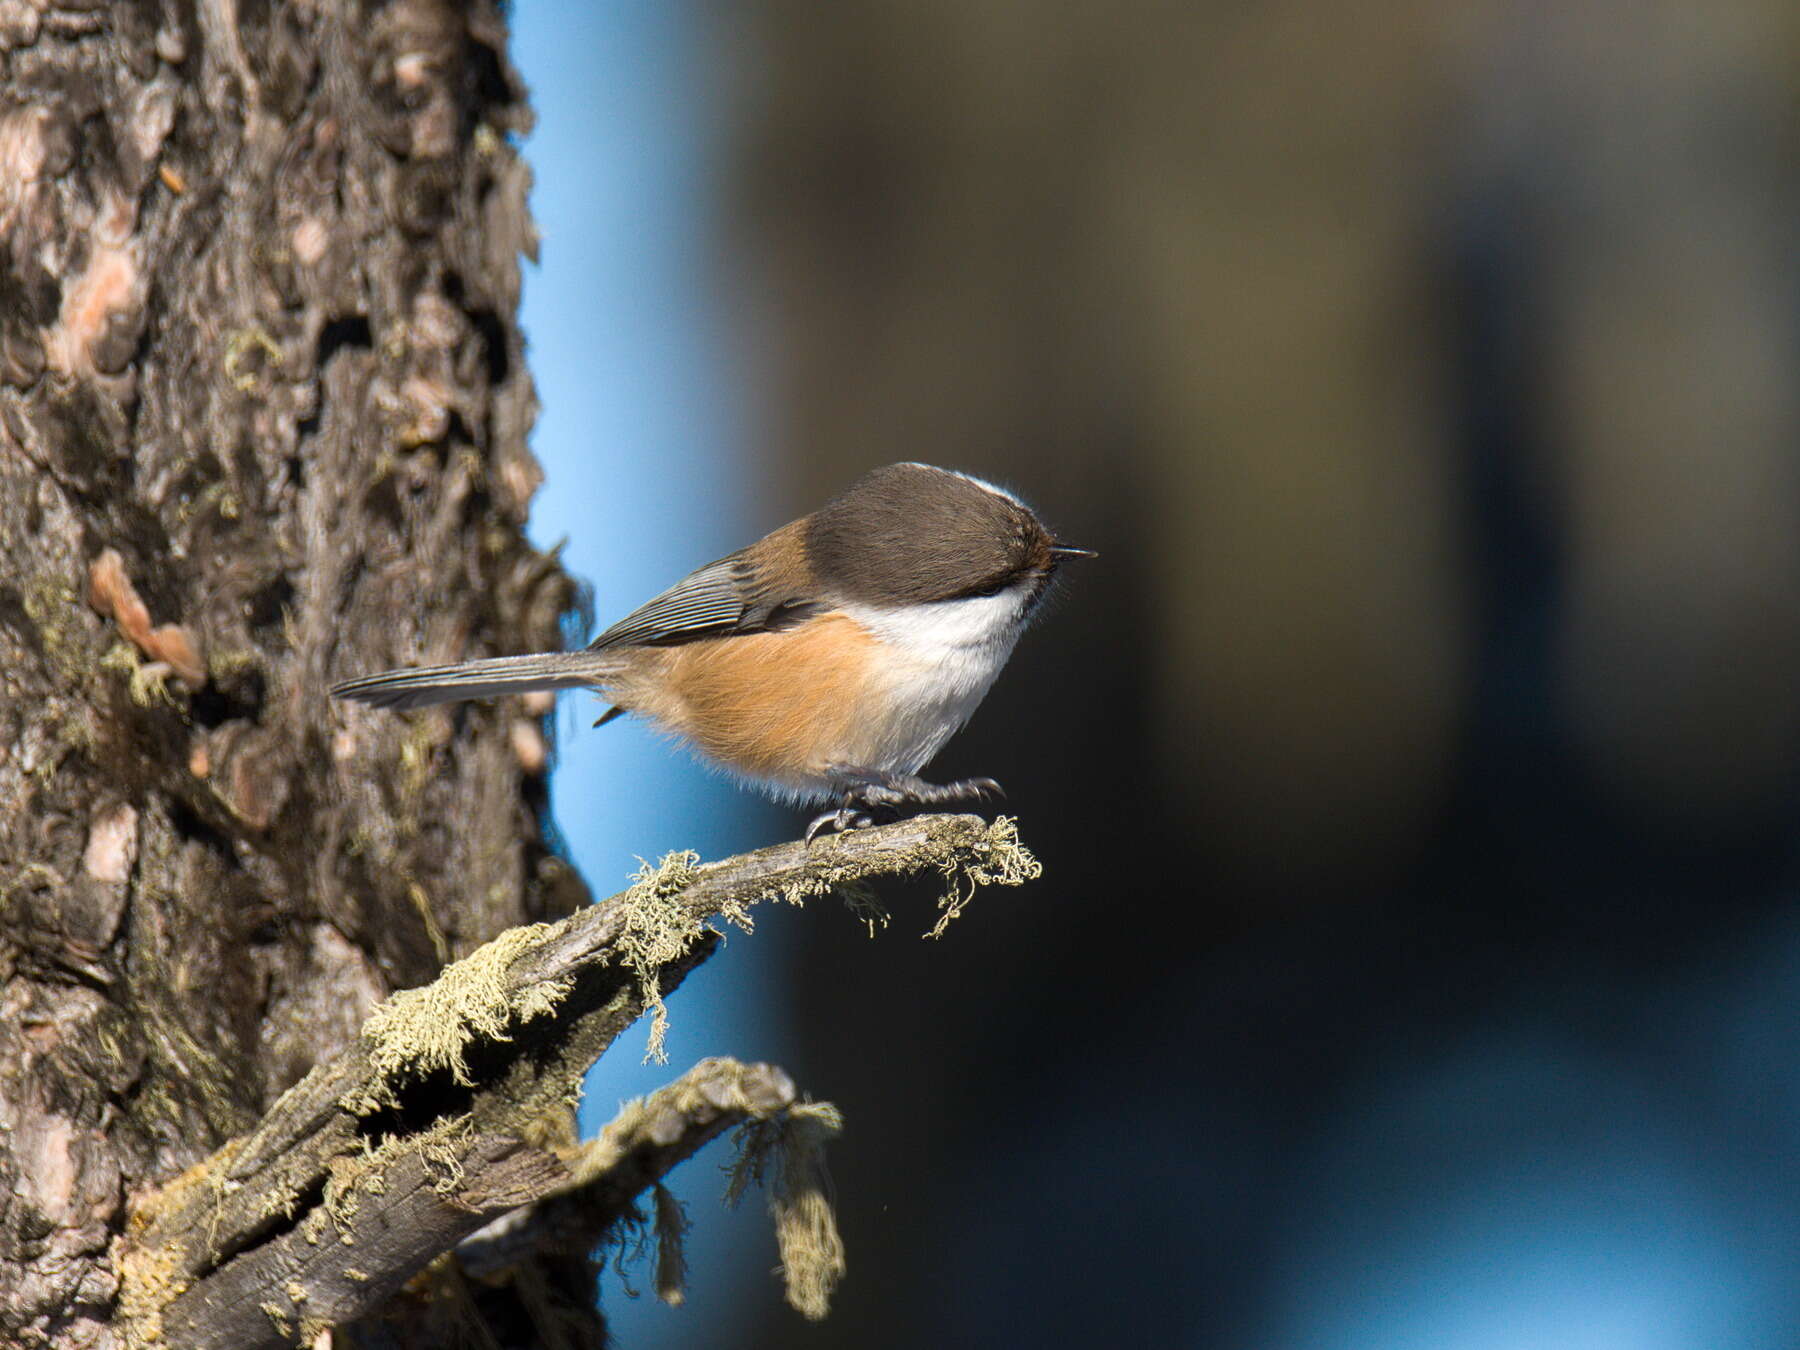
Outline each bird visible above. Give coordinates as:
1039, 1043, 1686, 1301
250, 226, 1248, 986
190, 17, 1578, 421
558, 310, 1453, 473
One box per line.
331, 461, 1092, 839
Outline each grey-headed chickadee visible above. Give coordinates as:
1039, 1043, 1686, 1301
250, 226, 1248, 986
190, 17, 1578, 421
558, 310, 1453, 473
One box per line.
332, 462, 1091, 838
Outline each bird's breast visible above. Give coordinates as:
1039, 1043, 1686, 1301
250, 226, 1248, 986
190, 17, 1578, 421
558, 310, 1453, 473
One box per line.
630, 595, 1023, 799
637, 616, 881, 794
835, 591, 1027, 772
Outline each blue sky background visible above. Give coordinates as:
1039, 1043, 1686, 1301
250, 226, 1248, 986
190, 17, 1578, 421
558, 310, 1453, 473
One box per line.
508, 6, 1800, 1350
512, 5, 792, 1345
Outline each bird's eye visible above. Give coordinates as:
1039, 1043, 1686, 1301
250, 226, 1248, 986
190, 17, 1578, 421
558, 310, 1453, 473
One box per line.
967, 580, 1007, 599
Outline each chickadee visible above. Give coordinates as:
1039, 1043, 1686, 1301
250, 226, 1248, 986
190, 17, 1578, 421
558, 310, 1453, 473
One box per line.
332, 461, 1091, 839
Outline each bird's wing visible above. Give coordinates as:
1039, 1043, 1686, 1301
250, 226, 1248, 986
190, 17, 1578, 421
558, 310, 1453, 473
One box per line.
587, 548, 819, 651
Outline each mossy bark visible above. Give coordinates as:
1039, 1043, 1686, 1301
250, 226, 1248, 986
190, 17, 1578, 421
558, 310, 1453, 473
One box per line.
0, 3, 590, 1345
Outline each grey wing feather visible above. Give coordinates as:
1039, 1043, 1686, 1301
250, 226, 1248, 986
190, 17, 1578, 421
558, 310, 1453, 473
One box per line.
588, 555, 769, 650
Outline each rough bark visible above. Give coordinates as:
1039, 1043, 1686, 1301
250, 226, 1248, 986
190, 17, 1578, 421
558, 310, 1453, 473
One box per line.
0, 2, 580, 1345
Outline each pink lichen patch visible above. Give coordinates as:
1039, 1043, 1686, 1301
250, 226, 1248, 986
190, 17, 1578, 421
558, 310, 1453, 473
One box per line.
0, 105, 45, 183
148, 623, 204, 687
88, 547, 208, 689
224, 751, 275, 831
394, 50, 433, 89
46, 244, 140, 377
292, 216, 330, 266
510, 717, 547, 775
93, 185, 136, 247
88, 548, 152, 637
498, 456, 542, 516
0, 106, 47, 229
16, 1115, 79, 1221
83, 803, 140, 884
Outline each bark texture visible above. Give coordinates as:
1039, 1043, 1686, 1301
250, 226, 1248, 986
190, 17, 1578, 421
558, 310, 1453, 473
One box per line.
0, 2, 582, 1344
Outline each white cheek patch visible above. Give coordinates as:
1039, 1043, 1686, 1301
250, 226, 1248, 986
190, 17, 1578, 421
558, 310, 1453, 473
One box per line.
853, 587, 1030, 655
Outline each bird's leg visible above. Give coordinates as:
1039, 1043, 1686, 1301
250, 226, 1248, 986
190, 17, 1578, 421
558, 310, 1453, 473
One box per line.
805, 768, 1005, 842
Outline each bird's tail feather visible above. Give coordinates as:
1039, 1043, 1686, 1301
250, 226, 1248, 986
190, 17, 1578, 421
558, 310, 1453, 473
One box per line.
330, 652, 618, 711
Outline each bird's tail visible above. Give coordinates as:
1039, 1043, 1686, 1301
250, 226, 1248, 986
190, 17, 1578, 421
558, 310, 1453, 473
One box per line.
330, 651, 620, 711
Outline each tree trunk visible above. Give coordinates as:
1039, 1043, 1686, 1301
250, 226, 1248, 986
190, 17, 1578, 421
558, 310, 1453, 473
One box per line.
0, 1, 586, 1343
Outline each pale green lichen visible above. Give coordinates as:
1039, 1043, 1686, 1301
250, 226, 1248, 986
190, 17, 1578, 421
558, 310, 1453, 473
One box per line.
417, 1127, 470, 1196
259, 1300, 292, 1338
23, 578, 88, 675
206, 646, 259, 680
726, 1101, 847, 1321
15, 704, 97, 782
222, 325, 282, 392
324, 1153, 367, 1235
789, 815, 1040, 939
299, 1205, 330, 1247
407, 882, 451, 965
99, 641, 183, 709
309, 1115, 476, 1254
652, 1182, 690, 1307
398, 718, 445, 800
566, 1098, 643, 1190
343, 924, 570, 1114
614, 850, 707, 1065
622, 818, 1041, 1056
566, 1067, 732, 1192
925, 815, 1042, 939
591, 1062, 828, 1311
116, 1230, 188, 1349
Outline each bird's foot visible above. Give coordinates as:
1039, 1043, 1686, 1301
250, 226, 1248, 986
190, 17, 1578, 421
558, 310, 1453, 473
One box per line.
805, 771, 1006, 843
805, 803, 875, 844
902, 775, 1004, 808
849, 776, 1004, 810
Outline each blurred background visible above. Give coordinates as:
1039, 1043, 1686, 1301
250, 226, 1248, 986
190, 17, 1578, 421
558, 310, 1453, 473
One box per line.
514, 2, 1800, 1346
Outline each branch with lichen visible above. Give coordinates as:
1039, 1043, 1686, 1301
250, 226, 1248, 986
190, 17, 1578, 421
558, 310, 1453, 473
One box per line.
116, 813, 1038, 1350
456, 1056, 844, 1319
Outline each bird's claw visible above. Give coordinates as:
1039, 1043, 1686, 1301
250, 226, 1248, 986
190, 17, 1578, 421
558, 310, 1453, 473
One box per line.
805, 771, 1007, 843
941, 776, 1003, 803
805, 804, 874, 843
883, 775, 1004, 807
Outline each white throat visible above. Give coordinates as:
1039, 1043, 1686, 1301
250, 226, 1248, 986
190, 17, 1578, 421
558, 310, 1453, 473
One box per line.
837, 586, 1032, 776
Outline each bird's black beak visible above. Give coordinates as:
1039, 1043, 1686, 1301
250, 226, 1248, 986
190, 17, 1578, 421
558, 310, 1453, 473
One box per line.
1050, 545, 1098, 560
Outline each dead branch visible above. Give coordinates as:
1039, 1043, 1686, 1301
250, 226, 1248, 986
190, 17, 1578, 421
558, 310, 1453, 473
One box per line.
118, 813, 1038, 1348
455, 1056, 801, 1279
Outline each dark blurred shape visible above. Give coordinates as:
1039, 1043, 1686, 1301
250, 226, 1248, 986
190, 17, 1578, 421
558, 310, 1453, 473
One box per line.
716, 1, 1800, 1345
